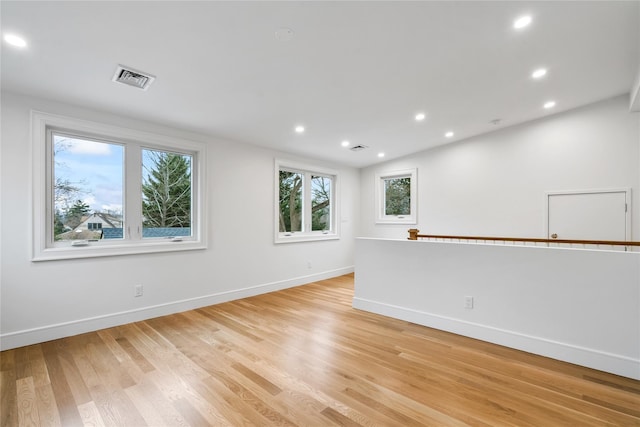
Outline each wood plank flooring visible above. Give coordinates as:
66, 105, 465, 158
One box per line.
2, 273, 639, 426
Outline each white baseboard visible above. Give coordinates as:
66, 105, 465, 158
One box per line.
0, 267, 354, 351
352, 297, 640, 380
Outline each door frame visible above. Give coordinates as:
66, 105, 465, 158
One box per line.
544, 188, 631, 241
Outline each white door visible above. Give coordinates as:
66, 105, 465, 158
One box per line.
547, 190, 628, 241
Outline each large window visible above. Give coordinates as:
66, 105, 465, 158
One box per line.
32, 111, 206, 260
375, 168, 417, 224
275, 159, 338, 243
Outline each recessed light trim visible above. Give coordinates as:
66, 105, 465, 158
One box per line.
532, 68, 547, 79
3, 33, 27, 48
415, 113, 426, 121
294, 125, 305, 134
514, 15, 532, 29
445, 131, 454, 138
544, 101, 556, 109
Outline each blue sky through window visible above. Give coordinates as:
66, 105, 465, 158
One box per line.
53, 135, 124, 215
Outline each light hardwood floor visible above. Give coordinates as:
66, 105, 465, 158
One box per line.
1, 274, 639, 426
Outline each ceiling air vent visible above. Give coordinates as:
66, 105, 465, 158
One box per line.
350, 144, 369, 152
112, 65, 155, 90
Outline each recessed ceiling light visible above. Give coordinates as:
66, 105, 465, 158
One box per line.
532, 68, 547, 79
3, 33, 27, 48
377, 152, 385, 158
294, 125, 305, 133
513, 15, 532, 29
544, 101, 556, 109
445, 131, 454, 138
341, 140, 350, 147
415, 113, 426, 121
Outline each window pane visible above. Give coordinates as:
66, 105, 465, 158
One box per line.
142, 149, 192, 238
311, 175, 331, 231
279, 170, 303, 232
53, 134, 124, 241
384, 177, 411, 215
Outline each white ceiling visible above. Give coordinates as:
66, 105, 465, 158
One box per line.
2, 1, 638, 168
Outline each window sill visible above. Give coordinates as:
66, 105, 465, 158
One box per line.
376, 216, 417, 225
274, 232, 339, 244
32, 240, 206, 262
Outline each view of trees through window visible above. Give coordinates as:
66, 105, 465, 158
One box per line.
142, 149, 192, 232
384, 176, 411, 215
279, 170, 332, 233
52, 134, 192, 242
279, 171, 303, 232
311, 175, 331, 231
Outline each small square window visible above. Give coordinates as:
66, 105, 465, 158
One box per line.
375, 169, 417, 224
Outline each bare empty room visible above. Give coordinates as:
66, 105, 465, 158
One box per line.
1, 1, 639, 426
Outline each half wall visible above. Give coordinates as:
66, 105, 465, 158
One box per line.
353, 238, 640, 379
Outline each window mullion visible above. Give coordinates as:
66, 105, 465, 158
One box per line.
125, 144, 143, 240
304, 172, 312, 232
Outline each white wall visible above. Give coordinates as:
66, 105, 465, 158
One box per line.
354, 238, 640, 379
2, 91, 637, 351
360, 95, 640, 241
0, 92, 359, 350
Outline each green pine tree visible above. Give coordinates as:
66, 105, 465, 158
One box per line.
54, 209, 66, 238
65, 200, 91, 229
142, 151, 192, 228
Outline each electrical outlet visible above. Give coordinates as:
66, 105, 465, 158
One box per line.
464, 296, 474, 309
307, 261, 312, 269
134, 284, 143, 297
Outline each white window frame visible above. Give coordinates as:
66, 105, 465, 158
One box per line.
31, 111, 207, 261
274, 159, 339, 244
375, 168, 417, 224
